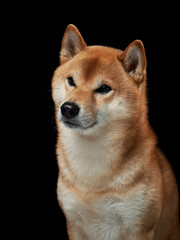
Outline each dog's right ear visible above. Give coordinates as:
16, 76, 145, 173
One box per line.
60, 24, 87, 64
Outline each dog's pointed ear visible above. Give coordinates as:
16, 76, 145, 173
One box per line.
118, 40, 147, 84
60, 24, 87, 64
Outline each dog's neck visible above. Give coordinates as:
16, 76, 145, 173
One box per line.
58, 118, 156, 192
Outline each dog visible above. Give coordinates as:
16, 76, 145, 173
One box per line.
52, 24, 180, 240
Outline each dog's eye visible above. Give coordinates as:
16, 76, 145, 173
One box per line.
67, 77, 76, 87
95, 84, 112, 94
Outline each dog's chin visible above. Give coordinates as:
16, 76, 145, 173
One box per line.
61, 119, 111, 137
62, 120, 98, 132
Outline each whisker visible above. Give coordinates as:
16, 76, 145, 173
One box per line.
105, 120, 111, 128
54, 99, 61, 106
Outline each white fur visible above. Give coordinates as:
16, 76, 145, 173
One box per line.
60, 125, 119, 183
57, 124, 147, 239
58, 182, 146, 240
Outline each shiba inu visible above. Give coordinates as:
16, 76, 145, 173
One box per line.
52, 24, 180, 240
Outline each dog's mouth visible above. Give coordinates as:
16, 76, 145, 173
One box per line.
58, 107, 98, 130
63, 120, 97, 130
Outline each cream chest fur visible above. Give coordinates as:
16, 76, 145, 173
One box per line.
58, 181, 146, 240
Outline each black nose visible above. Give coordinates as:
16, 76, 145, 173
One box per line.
61, 102, 80, 119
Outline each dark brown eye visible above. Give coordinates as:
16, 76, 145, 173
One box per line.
67, 77, 76, 87
95, 84, 112, 94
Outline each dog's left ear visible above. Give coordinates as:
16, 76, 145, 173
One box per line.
60, 24, 87, 64
118, 40, 147, 84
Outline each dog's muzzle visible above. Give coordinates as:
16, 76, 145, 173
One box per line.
59, 101, 97, 130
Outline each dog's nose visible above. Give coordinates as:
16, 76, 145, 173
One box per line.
61, 102, 80, 119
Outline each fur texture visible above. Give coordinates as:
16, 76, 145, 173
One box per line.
52, 24, 180, 240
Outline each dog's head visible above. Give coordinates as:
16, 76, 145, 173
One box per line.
52, 25, 147, 135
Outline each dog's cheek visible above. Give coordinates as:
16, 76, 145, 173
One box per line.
97, 106, 109, 123
109, 97, 134, 121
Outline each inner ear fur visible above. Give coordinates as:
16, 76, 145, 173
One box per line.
60, 24, 87, 64
118, 40, 147, 84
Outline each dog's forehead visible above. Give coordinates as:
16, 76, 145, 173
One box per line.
80, 55, 102, 79
78, 46, 123, 80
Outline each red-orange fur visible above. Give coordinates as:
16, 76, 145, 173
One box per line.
52, 24, 180, 240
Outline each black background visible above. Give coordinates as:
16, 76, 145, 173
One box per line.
5, 3, 179, 239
